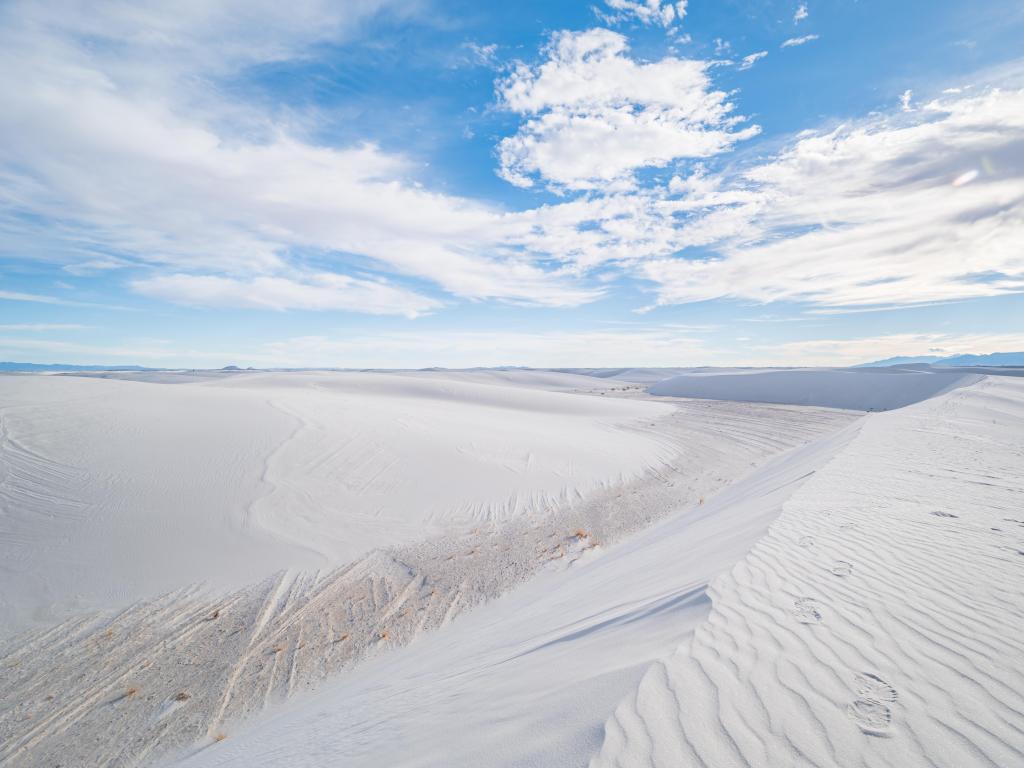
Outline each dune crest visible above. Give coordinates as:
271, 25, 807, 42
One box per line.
594, 376, 1024, 768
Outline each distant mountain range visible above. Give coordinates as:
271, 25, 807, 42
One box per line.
858, 352, 1024, 367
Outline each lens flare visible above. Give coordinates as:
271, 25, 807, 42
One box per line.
951, 169, 979, 187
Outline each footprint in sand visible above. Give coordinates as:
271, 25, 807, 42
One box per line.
830, 560, 853, 577
847, 698, 893, 736
848, 672, 897, 737
792, 597, 823, 624
798, 536, 815, 547
855, 672, 898, 702
930, 511, 959, 518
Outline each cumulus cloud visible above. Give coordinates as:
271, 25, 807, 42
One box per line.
781, 34, 819, 47
133, 273, 443, 318
3, 1, 1022, 328
640, 89, 1024, 309
794, 4, 808, 23
600, 0, 687, 27
496, 29, 759, 190
739, 51, 768, 71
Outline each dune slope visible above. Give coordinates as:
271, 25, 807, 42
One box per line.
594, 376, 1024, 767
163, 409, 861, 768
0, 387, 856, 767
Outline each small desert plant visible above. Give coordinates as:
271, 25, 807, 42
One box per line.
212, 733, 227, 743
173, 692, 191, 702
112, 686, 139, 703
572, 529, 589, 540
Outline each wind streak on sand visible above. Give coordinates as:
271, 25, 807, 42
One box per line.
594, 376, 1024, 768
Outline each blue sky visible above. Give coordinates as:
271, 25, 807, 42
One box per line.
1, 0, 1022, 367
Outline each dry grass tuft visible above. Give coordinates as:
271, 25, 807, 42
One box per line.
173, 691, 191, 702
573, 529, 589, 540
212, 733, 227, 743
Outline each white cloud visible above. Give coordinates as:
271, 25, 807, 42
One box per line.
794, 4, 809, 23
640, 89, 1024, 309
781, 34, 819, 48
0, 0, 598, 311
462, 42, 498, 67
900, 89, 914, 111
0, 327, 710, 368
63, 258, 131, 276
600, 1, 687, 28
247, 326, 709, 368
761, 332, 1024, 367
132, 273, 443, 318
3, 1, 1022, 330
496, 29, 759, 190
0, 323, 87, 331
9, 326, 1021, 369
739, 51, 768, 71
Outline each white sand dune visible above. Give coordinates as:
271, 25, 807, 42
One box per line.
160, 375, 1023, 768
0, 378, 855, 766
164, 406, 861, 768
595, 375, 1024, 767
2, 369, 1019, 768
0, 370, 676, 635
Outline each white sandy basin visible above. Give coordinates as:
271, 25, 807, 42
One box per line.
0, 370, 677, 635
649, 366, 981, 410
